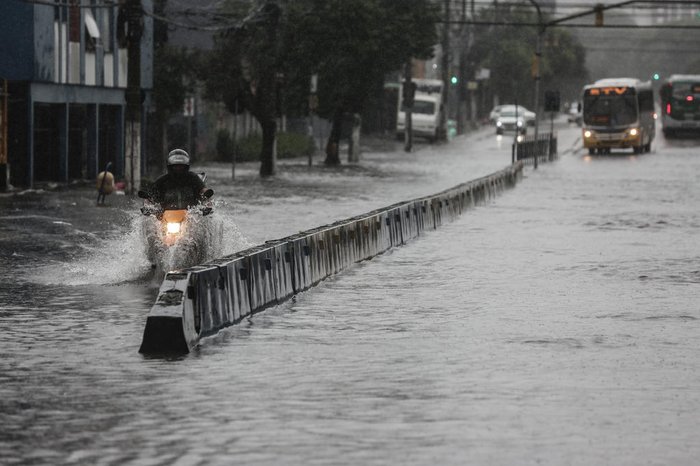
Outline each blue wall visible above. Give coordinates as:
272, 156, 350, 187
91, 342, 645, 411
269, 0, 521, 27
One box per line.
33, 4, 55, 82
0, 2, 34, 80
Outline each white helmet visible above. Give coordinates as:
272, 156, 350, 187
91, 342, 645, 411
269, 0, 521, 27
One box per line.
167, 149, 190, 167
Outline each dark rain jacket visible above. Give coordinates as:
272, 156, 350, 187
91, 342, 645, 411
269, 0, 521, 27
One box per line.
149, 171, 205, 210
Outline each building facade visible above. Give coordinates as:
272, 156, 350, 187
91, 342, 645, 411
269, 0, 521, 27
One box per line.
0, 0, 152, 189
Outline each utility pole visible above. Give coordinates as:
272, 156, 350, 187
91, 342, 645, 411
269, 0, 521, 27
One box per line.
527, 0, 542, 169
403, 60, 414, 152
0, 79, 7, 191
439, 0, 450, 142
125, 0, 143, 194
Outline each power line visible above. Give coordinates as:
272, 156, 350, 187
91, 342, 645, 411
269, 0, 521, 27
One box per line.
441, 19, 700, 28
13, 0, 120, 8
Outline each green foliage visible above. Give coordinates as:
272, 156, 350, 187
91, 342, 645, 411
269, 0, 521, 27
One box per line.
153, 46, 198, 119
469, 4, 588, 108
216, 130, 233, 161
276, 132, 316, 159
202, 0, 438, 171
204, 0, 439, 120
282, 0, 439, 119
215, 131, 315, 162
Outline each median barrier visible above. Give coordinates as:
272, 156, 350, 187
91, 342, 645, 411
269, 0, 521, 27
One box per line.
246, 246, 278, 313
309, 229, 330, 286
272, 241, 295, 303
288, 235, 312, 293
140, 162, 525, 354
139, 271, 195, 354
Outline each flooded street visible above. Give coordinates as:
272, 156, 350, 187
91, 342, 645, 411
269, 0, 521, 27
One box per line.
2, 124, 700, 465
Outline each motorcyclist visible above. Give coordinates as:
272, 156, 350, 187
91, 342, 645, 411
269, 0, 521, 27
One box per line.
146, 149, 213, 211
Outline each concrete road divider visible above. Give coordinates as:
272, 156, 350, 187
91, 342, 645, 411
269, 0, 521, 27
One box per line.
140, 162, 524, 354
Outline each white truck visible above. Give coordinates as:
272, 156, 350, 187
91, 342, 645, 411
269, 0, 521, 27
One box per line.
396, 78, 443, 142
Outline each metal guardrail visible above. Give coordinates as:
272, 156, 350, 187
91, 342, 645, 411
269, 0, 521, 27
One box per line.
139, 162, 525, 354
512, 132, 558, 165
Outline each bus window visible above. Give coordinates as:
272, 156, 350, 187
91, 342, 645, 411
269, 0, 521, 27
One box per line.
584, 94, 637, 126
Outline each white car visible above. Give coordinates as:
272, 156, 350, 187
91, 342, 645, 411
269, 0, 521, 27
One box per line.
489, 105, 505, 123
503, 105, 536, 126
495, 109, 527, 135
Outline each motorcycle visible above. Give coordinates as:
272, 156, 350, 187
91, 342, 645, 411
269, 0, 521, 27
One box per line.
138, 174, 221, 271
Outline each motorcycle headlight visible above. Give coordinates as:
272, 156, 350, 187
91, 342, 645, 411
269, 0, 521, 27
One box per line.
496, 121, 502, 127
166, 222, 182, 234
517, 120, 523, 127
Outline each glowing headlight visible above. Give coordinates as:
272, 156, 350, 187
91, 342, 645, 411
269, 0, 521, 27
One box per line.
496, 121, 502, 127
584, 130, 592, 138
517, 121, 523, 127
629, 128, 638, 136
516, 134, 524, 143
166, 222, 182, 234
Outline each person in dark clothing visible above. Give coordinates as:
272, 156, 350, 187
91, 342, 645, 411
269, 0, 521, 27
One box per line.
149, 149, 211, 210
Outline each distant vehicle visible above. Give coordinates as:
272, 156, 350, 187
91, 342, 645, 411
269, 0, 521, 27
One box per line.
495, 109, 527, 135
396, 78, 443, 142
492, 104, 536, 127
581, 78, 655, 155
567, 102, 582, 125
489, 105, 505, 123
659, 74, 700, 138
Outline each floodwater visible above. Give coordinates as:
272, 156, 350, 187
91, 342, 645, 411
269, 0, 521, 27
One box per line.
2, 123, 700, 465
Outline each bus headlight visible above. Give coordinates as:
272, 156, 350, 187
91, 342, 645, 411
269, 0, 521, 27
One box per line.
628, 128, 639, 137
584, 130, 592, 138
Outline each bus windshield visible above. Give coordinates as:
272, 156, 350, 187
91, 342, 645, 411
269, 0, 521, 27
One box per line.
670, 82, 700, 99
584, 95, 638, 126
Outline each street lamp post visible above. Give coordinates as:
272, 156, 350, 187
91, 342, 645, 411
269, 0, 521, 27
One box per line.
527, 0, 543, 169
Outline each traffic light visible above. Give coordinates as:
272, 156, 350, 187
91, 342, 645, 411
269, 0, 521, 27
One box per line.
653, 73, 660, 81
450, 76, 458, 85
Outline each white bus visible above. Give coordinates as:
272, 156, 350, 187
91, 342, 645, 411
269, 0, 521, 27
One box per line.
582, 78, 655, 155
659, 74, 700, 137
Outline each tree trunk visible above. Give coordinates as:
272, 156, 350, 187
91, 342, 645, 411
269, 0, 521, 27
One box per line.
159, 119, 168, 174
348, 113, 361, 163
324, 111, 343, 166
259, 118, 277, 177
